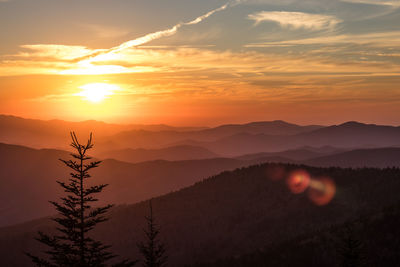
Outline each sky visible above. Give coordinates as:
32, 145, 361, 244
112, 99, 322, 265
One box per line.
0, 0, 399, 126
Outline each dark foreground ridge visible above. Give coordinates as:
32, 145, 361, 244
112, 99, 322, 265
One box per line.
1, 162, 400, 266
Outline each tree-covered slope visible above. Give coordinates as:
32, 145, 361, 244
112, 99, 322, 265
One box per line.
1, 163, 400, 266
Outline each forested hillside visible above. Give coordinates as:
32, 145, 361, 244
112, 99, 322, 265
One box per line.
1, 163, 400, 266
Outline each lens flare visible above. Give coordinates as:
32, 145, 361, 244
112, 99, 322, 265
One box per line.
286, 170, 311, 194
308, 177, 336, 206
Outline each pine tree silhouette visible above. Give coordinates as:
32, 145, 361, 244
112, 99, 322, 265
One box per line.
138, 200, 167, 267
27, 132, 136, 267
338, 224, 366, 267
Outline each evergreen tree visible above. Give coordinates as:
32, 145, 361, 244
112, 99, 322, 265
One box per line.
338, 224, 366, 267
27, 132, 136, 267
138, 200, 167, 267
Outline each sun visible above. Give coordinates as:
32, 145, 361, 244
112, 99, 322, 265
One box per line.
76, 83, 119, 103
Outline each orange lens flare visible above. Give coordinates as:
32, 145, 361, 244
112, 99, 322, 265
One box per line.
286, 170, 311, 194
307, 177, 336, 206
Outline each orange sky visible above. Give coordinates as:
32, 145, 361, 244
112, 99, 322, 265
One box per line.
1, 0, 400, 126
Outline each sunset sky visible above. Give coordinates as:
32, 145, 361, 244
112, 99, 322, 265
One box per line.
1, 0, 399, 126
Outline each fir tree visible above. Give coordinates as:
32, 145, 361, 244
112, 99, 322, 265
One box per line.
338, 224, 366, 267
27, 132, 136, 267
138, 200, 167, 267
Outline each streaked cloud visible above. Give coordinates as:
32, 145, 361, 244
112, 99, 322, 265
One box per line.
0, 2, 236, 76
79, 2, 232, 61
248, 11, 342, 30
340, 0, 400, 7
2, 45, 399, 77
17, 45, 103, 60
245, 31, 400, 47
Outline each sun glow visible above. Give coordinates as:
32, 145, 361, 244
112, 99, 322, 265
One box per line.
76, 83, 119, 103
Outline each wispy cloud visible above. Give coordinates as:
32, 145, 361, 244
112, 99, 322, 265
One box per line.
1, 0, 398, 80
245, 31, 400, 47
17, 45, 103, 60
340, 0, 400, 7
0, 1, 238, 75
248, 11, 342, 31
78, 1, 234, 62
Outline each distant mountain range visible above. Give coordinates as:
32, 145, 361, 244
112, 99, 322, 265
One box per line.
0, 143, 256, 226
97, 120, 324, 152
101, 145, 219, 163
183, 120, 323, 137
0, 114, 206, 149
2, 163, 400, 266
0, 115, 324, 151
305, 147, 400, 168
182, 121, 400, 156
2, 141, 400, 227
3, 115, 400, 157
235, 147, 339, 161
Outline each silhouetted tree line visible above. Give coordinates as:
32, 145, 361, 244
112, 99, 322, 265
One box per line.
189, 202, 400, 267
27, 133, 166, 267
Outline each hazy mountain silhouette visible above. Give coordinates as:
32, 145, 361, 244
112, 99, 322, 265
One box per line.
294, 121, 400, 147
194, 120, 323, 137
3, 115, 399, 156
0, 115, 205, 149
305, 147, 400, 168
240, 147, 400, 168
235, 148, 326, 161
101, 145, 219, 163
0, 143, 70, 226
3, 141, 400, 226
183, 122, 400, 156
0, 143, 264, 226
296, 145, 345, 154
1, 163, 400, 266
98, 120, 323, 151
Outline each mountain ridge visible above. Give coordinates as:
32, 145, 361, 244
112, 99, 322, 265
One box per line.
2, 162, 400, 266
